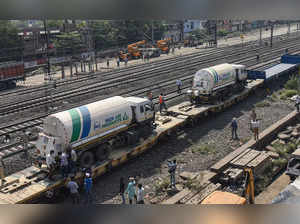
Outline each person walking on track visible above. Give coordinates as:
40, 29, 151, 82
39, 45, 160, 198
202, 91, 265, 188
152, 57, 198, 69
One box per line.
176, 79, 182, 94
231, 117, 238, 140
168, 160, 177, 188
120, 177, 126, 204
107, 58, 110, 68
125, 177, 136, 204
159, 93, 168, 114
251, 119, 260, 141
136, 184, 145, 204
67, 176, 80, 204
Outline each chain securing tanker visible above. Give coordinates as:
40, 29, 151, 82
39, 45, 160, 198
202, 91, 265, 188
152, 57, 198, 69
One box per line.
35, 96, 155, 168
187, 63, 247, 104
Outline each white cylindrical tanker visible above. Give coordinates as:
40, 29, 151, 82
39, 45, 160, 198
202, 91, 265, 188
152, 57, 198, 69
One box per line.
35, 96, 155, 166
187, 63, 247, 103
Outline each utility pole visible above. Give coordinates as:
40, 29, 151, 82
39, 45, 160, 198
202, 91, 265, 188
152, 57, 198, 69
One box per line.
259, 22, 262, 46
270, 22, 274, 48
214, 21, 217, 47
288, 21, 291, 36
43, 19, 51, 81
152, 20, 154, 45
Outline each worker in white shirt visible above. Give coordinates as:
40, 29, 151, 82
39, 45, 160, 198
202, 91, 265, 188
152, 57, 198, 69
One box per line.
136, 183, 145, 204
70, 149, 78, 174
251, 119, 260, 141
59, 151, 69, 178
46, 150, 56, 181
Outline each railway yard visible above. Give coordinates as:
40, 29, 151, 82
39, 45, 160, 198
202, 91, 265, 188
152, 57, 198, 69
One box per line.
1, 26, 300, 204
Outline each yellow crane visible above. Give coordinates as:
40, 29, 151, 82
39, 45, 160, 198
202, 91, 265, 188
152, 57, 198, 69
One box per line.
201, 168, 255, 204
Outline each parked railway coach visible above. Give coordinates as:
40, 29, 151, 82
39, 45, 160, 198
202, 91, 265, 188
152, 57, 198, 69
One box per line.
187, 63, 247, 104
35, 96, 155, 168
0, 61, 25, 90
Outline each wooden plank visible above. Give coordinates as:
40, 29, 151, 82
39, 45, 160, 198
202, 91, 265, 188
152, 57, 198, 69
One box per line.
247, 153, 271, 175
185, 183, 222, 204
211, 141, 255, 172
161, 189, 191, 204
230, 148, 252, 164
232, 150, 261, 168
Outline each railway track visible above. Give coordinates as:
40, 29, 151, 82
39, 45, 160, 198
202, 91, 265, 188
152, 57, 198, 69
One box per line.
1, 36, 300, 116
0, 32, 297, 107
0, 31, 290, 99
0, 48, 297, 162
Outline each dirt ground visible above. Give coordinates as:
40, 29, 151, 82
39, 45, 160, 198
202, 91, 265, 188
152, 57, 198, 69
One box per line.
58, 85, 294, 204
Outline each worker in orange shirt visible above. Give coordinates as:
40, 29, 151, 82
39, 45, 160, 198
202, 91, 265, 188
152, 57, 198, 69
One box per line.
159, 93, 168, 114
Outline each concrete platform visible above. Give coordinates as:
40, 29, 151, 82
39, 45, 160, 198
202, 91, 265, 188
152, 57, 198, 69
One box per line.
255, 174, 291, 204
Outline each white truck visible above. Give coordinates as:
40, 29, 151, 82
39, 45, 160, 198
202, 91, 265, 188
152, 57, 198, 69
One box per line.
35, 96, 155, 167
187, 63, 247, 104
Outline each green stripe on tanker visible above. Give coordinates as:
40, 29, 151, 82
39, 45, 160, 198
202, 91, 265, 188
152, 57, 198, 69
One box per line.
69, 109, 82, 142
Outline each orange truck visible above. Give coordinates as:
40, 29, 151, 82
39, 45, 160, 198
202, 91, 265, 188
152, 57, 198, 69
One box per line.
127, 40, 146, 59
157, 38, 171, 53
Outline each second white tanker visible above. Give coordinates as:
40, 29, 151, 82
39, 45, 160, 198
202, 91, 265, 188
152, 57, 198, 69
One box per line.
187, 63, 247, 104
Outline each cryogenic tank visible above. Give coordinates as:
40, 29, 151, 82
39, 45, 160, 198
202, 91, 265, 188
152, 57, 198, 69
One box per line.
43, 96, 133, 148
193, 63, 236, 94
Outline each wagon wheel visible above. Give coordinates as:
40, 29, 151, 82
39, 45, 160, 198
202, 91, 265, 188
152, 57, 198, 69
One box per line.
79, 151, 95, 168
96, 144, 112, 161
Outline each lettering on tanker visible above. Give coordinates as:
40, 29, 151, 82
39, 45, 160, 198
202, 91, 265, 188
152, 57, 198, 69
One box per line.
94, 120, 101, 130
93, 112, 129, 131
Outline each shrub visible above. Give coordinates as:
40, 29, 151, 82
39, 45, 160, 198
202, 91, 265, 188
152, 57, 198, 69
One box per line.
284, 76, 299, 90
191, 144, 216, 154
255, 101, 271, 107
280, 89, 298, 99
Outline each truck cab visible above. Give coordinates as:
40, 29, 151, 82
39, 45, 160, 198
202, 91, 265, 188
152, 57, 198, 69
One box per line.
125, 97, 155, 125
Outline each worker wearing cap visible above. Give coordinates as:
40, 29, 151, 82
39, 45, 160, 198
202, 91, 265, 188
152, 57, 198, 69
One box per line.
84, 173, 93, 204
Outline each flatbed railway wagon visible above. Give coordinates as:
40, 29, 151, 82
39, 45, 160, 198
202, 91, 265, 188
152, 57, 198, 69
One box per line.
0, 61, 25, 90
35, 96, 155, 168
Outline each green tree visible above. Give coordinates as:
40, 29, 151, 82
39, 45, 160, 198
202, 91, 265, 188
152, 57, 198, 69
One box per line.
0, 20, 23, 61
54, 31, 85, 56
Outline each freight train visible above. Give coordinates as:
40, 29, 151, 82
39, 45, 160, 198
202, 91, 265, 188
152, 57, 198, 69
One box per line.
187, 63, 247, 104
35, 96, 155, 168
0, 61, 25, 90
